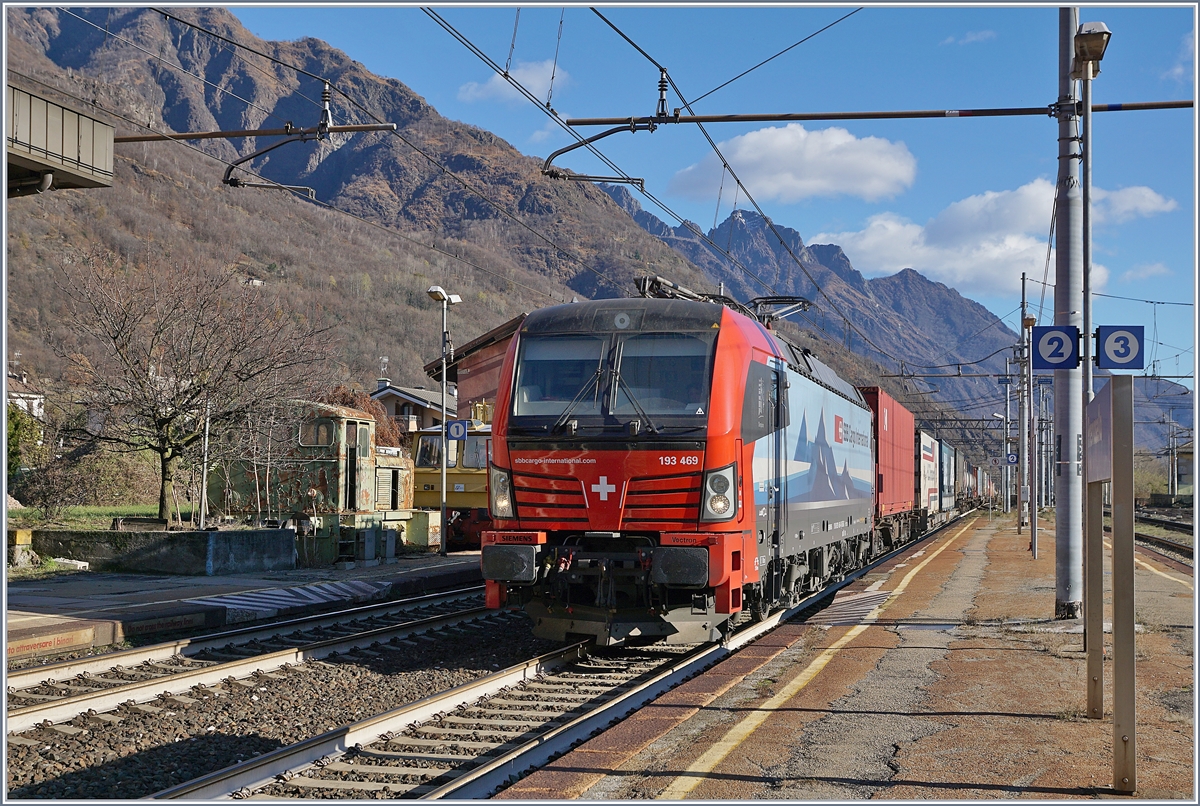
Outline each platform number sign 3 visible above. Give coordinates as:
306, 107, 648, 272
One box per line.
1096, 326, 1144, 370
1031, 326, 1080, 370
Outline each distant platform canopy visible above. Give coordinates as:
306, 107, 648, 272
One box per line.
7, 83, 114, 198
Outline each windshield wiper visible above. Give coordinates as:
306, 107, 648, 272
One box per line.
609, 365, 660, 435
552, 366, 604, 435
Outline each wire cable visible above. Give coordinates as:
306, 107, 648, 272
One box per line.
690, 8, 864, 106
592, 8, 897, 365
144, 7, 625, 296
63, 9, 285, 127
1028, 277, 1194, 307
25, 70, 564, 303
422, 7, 781, 298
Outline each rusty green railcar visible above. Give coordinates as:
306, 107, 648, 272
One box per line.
208, 402, 413, 564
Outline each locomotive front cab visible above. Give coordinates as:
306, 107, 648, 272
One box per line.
412, 421, 491, 548
482, 299, 757, 645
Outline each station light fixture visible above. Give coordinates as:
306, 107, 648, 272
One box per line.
428, 285, 462, 556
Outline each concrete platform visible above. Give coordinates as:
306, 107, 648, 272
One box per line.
497, 514, 1195, 800
6, 551, 482, 662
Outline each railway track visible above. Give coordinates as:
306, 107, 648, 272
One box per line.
6, 588, 487, 733
1135, 514, 1194, 537
1104, 507, 1195, 538
148, 514, 977, 800
1134, 531, 1193, 560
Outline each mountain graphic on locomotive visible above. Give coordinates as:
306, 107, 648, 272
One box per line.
480, 278, 991, 646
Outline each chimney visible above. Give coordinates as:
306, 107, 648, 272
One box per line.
376, 377, 389, 391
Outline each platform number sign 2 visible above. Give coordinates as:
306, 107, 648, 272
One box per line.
1031, 326, 1080, 370
1096, 326, 1144, 370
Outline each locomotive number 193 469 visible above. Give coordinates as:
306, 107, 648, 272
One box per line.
659, 454, 702, 467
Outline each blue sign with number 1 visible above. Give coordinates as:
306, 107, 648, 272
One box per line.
1031, 326, 1080, 370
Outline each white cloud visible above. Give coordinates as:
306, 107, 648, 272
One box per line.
808, 177, 1176, 297
528, 118, 562, 144
1119, 262, 1172, 284
458, 60, 567, 104
1092, 186, 1178, 224
669, 124, 916, 203
1162, 30, 1194, 82
941, 30, 996, 46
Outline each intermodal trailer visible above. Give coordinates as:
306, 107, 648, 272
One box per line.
917, 430, 940, 519
859, 386, 916, 549
938, 439, 957, 515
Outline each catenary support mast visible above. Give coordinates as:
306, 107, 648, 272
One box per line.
1054, 7, 1084, 618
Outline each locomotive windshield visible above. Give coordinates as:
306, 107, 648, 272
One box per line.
511, 330, 716, 430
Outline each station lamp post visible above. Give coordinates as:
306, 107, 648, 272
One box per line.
1075, 21, 1111, 403
427, 285, 462, 556
993, 413, 1009, 513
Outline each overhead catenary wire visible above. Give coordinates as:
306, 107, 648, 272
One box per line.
689, 7, 864, 106
545, 8, 566, 110
18, 68, 562, 305
1026, 277, 1194, 307
64, 8, 286, 128
421, 7, 783, 300
591, 8, 898, 366
504, 9, 520, 75
145, 7, 625, 297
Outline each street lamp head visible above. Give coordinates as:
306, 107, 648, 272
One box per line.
1075, 22, 1112, 63
993, 413, 1004, 420
427, 285, 463, 305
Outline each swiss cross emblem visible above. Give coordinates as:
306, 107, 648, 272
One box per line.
591, 476, 617, 501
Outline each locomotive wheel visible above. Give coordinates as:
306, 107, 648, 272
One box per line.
749, 590, 770, 622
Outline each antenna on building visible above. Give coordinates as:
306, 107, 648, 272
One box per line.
379, 356, 389, 374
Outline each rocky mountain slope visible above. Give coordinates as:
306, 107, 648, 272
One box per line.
6, 6, 1185, 459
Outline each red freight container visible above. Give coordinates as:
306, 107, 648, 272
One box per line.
859, 386, 916, 518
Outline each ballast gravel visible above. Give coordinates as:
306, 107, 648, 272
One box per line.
5, 620, 560, 799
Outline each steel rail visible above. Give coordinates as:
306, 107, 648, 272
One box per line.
6, 605, 493, 733
424, 511, 979, 798
1133, 532, 1192, 559
7, 586, 483, 689
149, 643, 590, 800
147, 511, 976, 800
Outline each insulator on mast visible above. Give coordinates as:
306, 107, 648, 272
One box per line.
656, 69, 669, 118
318, 81, 332, 140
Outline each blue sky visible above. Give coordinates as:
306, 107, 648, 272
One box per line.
233, 4, 1196, 388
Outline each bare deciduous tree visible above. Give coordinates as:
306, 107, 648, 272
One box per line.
56, 249, 337, 521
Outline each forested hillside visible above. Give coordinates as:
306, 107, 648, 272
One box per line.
6, 6, 1186, 464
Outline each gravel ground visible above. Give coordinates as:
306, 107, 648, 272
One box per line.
5, 619, 561, 799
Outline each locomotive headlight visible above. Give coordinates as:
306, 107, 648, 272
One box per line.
489, 465, 515, 519
701, 463, 738, 522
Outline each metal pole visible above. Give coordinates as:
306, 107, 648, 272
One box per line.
1082, 65, 1094, 404
1054, 6, 1085, 619
1111, 376, 1137, 793
439, 299, 449, 557
1029, 326, 1038, 557
1019, 275, 1029, 536
1006, 358, 1011, 513
198, 400, 211, 530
